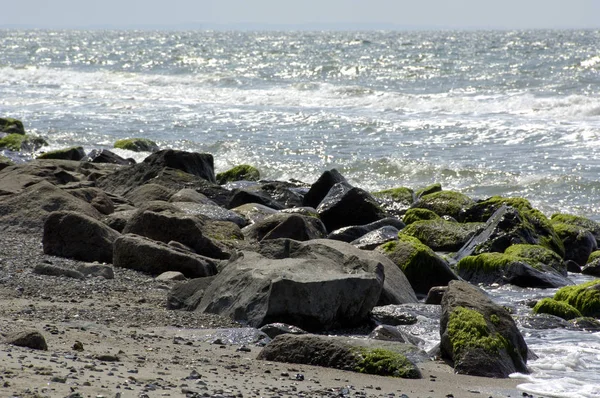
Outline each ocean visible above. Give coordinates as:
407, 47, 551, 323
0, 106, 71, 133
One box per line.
1, 29, 600, 397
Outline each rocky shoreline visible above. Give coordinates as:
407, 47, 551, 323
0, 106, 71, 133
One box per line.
2, 124, 600, 397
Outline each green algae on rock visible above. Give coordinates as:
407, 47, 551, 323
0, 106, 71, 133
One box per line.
532, 297, 582, 320
216, 164, 260, 184
37, 146, 86, 161
0, 117, 25, 135
354, 347, 421, 379
0, 134, 48, 152
554, 280, 600, 318
411, 190, 474, 220
504, 244, 566, 275
447, 306, 508, 358
415, 182, 442, 198
113, 138, 159, 152
551, 222, 596, 266
402, 208, 440, 225
551, 213, 600, 245
372, 186, 414, 216
400, 219, 483, 252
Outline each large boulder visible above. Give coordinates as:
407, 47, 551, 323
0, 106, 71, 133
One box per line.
172, 202, 248, 227
227, 188, 286, 210
65, 187, 115, 215
376, 235, 458, 297
124, 183, 175, 206
216, 164, 260, 184
552, 222, 596, 266
317, 183, 387, 232
242, 213, 327, 242
113, 137, 159, 152
400, 219, 483, 252
113, 234, 218, 277
0, 180, 101, 232
411, 190, 474, 219
553, 280, 600, 317
257, 334, 424, 379
440, 281, 529, 378
83, 149, 134, 165
351, 226, 400, 250
371, 187, 415, 217
43, 211, 120, 263
196, 238, 416, 331
167, 276, 217, 310
551, 213, 600, 246
504, 244, 567, 276
0, 117, 25, 135
302, 169, 347, 208
123, 210, 229, 259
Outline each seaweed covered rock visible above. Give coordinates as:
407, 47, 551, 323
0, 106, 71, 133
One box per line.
302, 168, 347, 208
376, 235, 458, 297
372, 187, 414, 216
411, 190, 474, 219
216, 164, 260, 184
257, 334, 424, 379
402, 208, 440, 225
400, 219, 483, 252
459, 197, 564, 257
504, 244, 566, 276
37, 146, 85, 161
0, 133, 47, 152
551, 222, 596, 266
113, 137, 159, 152
532, 298, 582, 320
242, 213, 327, 242
456, 252, 571, 288
553, 280, 600, 318
0, 117, 25, 135
317, 182, 387, 232
440, 280, 529, 378
551, 213, 600, 246
415, 183, 442, 198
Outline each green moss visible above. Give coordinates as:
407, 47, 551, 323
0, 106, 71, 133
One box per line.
37, 146, 84, 160
402, 208, 440, 225
504, 244, 564, 274
415, 183, 442, 198
413, 190, 474, 219
456, 252, 525, 273
400, 219, 482, 252
551, 213, 600, 238
354, 348, 420, 379
532, 298, 583, 320
0, 134, 47, 151
114, 138, 158, 152
216, 164, 260, 184
447, 307, 508, 358
588, 250, 600, 264
554, 280, 600, 317
0, 117, 25, 134
372, 187, 414, 202
490, 314, 500, 325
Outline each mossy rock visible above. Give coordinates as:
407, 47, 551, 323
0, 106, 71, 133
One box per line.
113, 138, 159, 152
554, 280, 600, 318
400, 219, 483, 252
551, 213, 600, 245
447, 306, 509, 359
552, 222, 596, 266
588, 250, 600, 264
0, 134, 48, 152
0, 117, 25, 135
532, 298, 582, 320
504, 244, 566, 276
216, 164, 260, 184
37, 146, 86, 161
411, 190, 474, 220
402, 208, 440, 225
353, 347, 421, 378
415, 183, 442, 198
371, 187, 414, 216
377, 234, 457, 296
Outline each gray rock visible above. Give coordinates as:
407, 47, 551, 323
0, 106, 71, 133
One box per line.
242, 213, 327, 242
5, 330, 48, 350
37, 146, 85, 161
156, 271, 186, 281
84, 149, 135, 165
368, 325, 425, 347
370, 305, 418, 326
302, 169, 348, 208
228, 189, 285, 211
172, 202, 247, 227
33, 263, 84, 279
351, 226, 399, 250
77, 263, 115, 279
124, 183, 175, 206
231, 203, 278, 225
259, 323, 307, 339
167, 276, 216, 310
113, 234, 218, 278
328, 218, 405, 243
169, 188, 217, 205
43, 210, 120, 263
65, 187, 115, 215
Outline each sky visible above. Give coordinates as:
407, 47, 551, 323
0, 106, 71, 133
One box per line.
2, 0, 600, 30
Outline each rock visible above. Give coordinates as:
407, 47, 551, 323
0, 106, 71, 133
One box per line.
43, 211, 120, 263
402, 208, 441, 225
231, 203, 278, 225
370, 305, 418, 326
532, 298, 582, 320
1, 181, 102, 233
77, 263, 115, 279
83, 149, 135, 165
368, 325, 424, 347
216, 164, 260, 184
459, 198, 564, 258
302, 169, 347, 208
551, 213, 600, 246
124, 183, 175, 206
581, 258, 600, 276
156, 271, 186, 281
400, 219, 483, 252
456, 252, 572, 288
0, 117, 25, 135
440, 280, 529, 378
371, 187, 415, 216
317, 183, 387, 232
259, 323, 307, 339
552, 222, 596, 266
376, 235, 458, 297
242, 213, 327, 242
568, 317, 600, 331
123, 210, 229, 259
5, 330, 48, 350
257, 334, 424, 379
113, 137, 159, 152
166, 276, 216, 310
252, 181, 305, 208
37, 146, 85, 161
518, 313, 570, 330
228, 189, 286, 210
415, 183, 442, 198
65, 187, 115, 215
504, 244, 567, 276
196, 240, 396, 331
425, 286, 447, 305
33, 263, 84, 279
327, 218, 405, 243
172, 202, 248, 227
0, 160, 94, 194
553, 280, 600, 317
201, 220, 244, 242
351, 226, 399, 250
566, 260, 582, 273
0, 133, 47, 152
411, 190, 474, 219
113, 234, 218, 278
102, 209, 136, 232
169, 188, 217, 205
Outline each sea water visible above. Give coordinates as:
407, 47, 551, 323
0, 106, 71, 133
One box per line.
1, 29, 600, 396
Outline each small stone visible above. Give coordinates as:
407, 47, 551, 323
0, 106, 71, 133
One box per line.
73, 341, 84, 351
